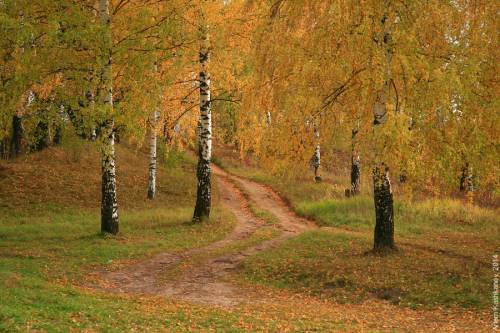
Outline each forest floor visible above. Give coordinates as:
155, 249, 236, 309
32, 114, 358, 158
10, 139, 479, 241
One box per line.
0, 140, 497, 332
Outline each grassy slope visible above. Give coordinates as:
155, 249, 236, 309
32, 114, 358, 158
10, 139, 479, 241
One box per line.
213, 145, 499, 310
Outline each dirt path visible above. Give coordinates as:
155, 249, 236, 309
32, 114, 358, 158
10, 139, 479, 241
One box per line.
89, 165, 314, 306
86, 165, 490, 331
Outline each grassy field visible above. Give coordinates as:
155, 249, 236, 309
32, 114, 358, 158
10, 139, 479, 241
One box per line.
213, 146, 499, 311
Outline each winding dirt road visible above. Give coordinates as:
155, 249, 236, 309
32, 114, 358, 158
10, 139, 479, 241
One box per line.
86, 165, 490, 332
90, 165, 315, 306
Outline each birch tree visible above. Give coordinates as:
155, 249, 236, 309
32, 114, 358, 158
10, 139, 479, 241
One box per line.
98, 0, 118, 234
147, 106, 160, 199
309, 121, 321, 182
371, 2, 395, 251
193, 17, 212, 221
350, 123, 361, 196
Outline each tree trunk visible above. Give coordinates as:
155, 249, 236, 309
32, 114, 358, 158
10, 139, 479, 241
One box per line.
193, 22, 212, 222
99, 0, 119, 234
100, 119, 118, 234
459, 163, 473, 192
11, 115, 23, 157
350, 126, 360, 195
312, 144, 321, 182
372, 7, 395, 251
351, 155, 361, 195
147, 110, 159, 199
90, 127, 97, 141
53, 126, 62, 145
310, 123, 321, 182
0, 137, 9, 159
373, 165, 394, 250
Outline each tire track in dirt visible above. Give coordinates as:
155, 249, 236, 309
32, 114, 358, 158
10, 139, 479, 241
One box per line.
87, 164, 314, 306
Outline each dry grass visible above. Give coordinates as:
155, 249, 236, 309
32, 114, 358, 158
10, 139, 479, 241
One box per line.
0, 136, 198, 213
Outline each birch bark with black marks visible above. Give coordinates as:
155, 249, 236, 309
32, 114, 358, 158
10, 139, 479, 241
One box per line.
193, 22, 212, 222
147, 109, 159, 199
372, 6, 395, 251
350, 125, 360, 195
310, 123, 321, 182
99, 0, 118, 234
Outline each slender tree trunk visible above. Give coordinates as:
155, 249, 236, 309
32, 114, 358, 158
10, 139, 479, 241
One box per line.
193, 22, 212, 222
11, 115, 23, 157
147, 59, 161, 199
459, 164, 467, 191
351, 156, 361, 195
1, 137, 9, 159
312, 144, 321, 182
90, 127, 97, 141
372, 7, 395, 251
310, 123, 321, 182
147, 110, 159, 199
10, 90, 34, 157
459, 163, 474, 193
99, 0, 119, 234
350, 126, 360, 195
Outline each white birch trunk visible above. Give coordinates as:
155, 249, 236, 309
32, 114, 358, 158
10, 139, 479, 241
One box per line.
99, 0, 119, 234
193, 21, 212, 221
147, 109, 159, 199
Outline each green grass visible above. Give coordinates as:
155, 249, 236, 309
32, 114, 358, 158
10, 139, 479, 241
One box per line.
296, 196, 373, 230
296, 196, 499, 236
0, 206, 235, 274
215, 150, 499, 311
